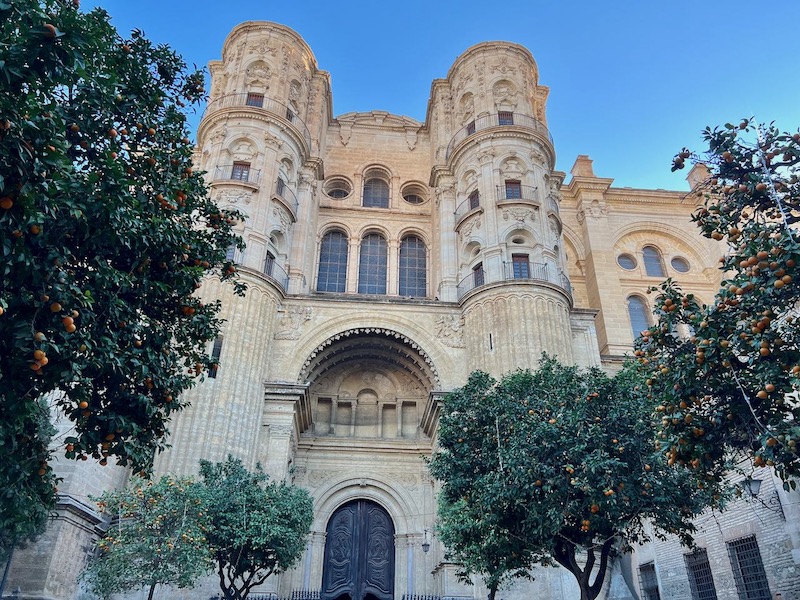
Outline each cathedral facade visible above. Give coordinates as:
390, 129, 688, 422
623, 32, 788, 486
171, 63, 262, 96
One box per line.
7, 21, 800, 600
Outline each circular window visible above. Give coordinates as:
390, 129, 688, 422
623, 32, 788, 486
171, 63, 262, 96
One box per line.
401, 182, 428, 205
617, 254, 637, 270
324, 176, 352, 199
671, 257, 690, 273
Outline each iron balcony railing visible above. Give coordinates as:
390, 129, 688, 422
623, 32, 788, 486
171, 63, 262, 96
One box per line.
456, 261, 572, 300
203, 93, 313, 152
496, 184, 538, 204
275, 178, 299, 216
454, 194, 481, 222
263, 255, 289, 293
446, 112, 552, 160
211, 164, 261, 185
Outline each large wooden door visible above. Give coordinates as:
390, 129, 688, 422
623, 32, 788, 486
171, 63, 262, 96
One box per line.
321, 500, 395, 600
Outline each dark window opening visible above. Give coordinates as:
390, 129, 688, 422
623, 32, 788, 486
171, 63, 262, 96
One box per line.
466, 120, 476, 135
363, 178, 390, 208
246, 93, 264, 107
472, 262, 485, 288
685, 549, 718, 600
512, 254, 530, 278
264, 251, 275, 277
643, 246, 666, 277
231, 161, 251, 182
498, 111, 514, 125
727, 536, 771, 600
317, 230, 348, 293
358, 234, 388, 294
505, 180, 522, 199
468, 190, 480, 210
208, 336, 223, 379
399, 236, 427, 297
639, 562, 661, 600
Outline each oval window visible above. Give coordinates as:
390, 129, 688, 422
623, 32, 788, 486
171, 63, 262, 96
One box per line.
617, 254, 637, 270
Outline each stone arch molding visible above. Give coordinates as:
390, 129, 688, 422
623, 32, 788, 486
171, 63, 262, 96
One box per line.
311, 476, 417, 535
299, 327, 441, 389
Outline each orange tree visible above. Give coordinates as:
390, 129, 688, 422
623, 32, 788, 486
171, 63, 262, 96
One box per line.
637, 120, 800, 485
428, 357, 720, 600
79, 475, 212, 600
0, 0, 243, 550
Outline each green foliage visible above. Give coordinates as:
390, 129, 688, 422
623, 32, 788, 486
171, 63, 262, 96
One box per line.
0, 0, 243, 546
641, 120, 800, 484
79, 475, 212, 600
428, 356, 720, 600
199, 456, 314, 600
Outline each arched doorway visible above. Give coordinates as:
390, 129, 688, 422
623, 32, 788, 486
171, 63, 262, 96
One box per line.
321, 500, 395, 600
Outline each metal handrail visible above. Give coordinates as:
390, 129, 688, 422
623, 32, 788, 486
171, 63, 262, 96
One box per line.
446, 112, 552, 160
275, 178, 299, 216
202, 93, 312, 152
496, 184, 538, 203
263, 256, 289, 292
211, 164, 261, 185
454, 195, 481, 221
456, 261, 572, 300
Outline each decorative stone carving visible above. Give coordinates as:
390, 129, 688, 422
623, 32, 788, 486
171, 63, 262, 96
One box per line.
209, 124, 228, 145
272, 205, 291, 234
548, 215, 561, 240
490, 57, 517, 75
230, 140, 255, 161
270, 423, 293, 436
435, 315, 465, 348
476, 147, 495, 164
263, 132, 283, 150
395, 473, 418, 490
274, 306, 312, 340
308, 470, 334, 487
493, 81, 518, 109
246, 61, 271, 87
459, 216, 482, 240
501, 155, 523, 178
435, 180, 455, 199
216, 189, 252, 205
339, 122, 352, 147
249, 39, 277, 56
502, 207, 537, 223
290, 80, 302, 103
530, 145, 547, 165
405, 128, 418, 151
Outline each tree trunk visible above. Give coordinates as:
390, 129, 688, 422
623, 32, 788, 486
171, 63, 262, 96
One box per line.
488, 582, 498, 600
147, 581, 157, 600
553, 537, 614, 600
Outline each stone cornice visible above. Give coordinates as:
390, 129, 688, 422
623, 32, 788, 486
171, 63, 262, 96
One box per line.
221, 21, 318, 71
448, 128, 555, 168
197, 110, 309, 159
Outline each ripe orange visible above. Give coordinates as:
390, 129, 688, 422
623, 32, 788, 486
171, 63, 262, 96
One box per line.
78, 401, 88, 409
0, 196, 13, 210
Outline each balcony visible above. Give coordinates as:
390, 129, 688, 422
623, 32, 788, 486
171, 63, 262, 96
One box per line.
274, 178, 299, 219
446, 112, 552, 161
496, 184, 539, 205
202, 93, 312, 152
211, 164, 261, 187
454, 193, 482, 225
456, 261, 572, 300
263, 255, 289, 293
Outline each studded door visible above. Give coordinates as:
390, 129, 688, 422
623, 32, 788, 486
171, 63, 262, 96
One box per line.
321, 500, 395, 600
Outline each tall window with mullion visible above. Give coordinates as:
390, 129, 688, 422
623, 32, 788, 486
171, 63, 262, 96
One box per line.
363, 177, 390, 208
317, 230, 348, 292
358, 233, 388, 294
399, 235, 427, 297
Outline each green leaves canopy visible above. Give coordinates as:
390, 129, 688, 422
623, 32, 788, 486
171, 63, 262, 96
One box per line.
80, 475, 212, 600
641, 121, 800, 484
0, 0, 243, 546
428, 357, 719, 600
199, 456, 314, 600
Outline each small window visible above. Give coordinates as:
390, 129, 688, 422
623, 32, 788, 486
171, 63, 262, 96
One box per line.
466, 120, 476, 135
498, 111, 514, 125
246, 93, 264, 107
472, 262, 485, 288
324, 177, 352, 199
727, 536, 771, 600
505, 180, 522, 200
225, 244, 236, 262
264, 251, 275, 277
208, 336, 223, 379
685, 549, 718, 600
276, 178, 286, 196
628, 296, 651, 338
671, 256, 690, 273
512, 254, 529, 279
468, 190, 480, 210
642, 246, 665, 277
363, 178, 390, 208
286, 106, 295, 122
401, 182, 428, 205
617, 253, 637, 270
638, 562, 661, 600
231, 162, 251, 182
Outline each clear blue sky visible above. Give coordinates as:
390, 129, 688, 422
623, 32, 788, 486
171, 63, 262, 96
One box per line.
87, 1, 800, 191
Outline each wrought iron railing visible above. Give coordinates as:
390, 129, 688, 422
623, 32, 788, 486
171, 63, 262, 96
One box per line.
203, 93, 313, 151
457, 261, 572, 300
275, 178, 299, 216
446, 112, 552, 160
211, 164, 261, 185
454, 195, 481, 222
263, 255, 289, 292
496, 184, 538, 204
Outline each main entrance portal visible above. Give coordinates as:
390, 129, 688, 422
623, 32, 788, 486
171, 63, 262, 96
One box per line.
321, 500, 395, 600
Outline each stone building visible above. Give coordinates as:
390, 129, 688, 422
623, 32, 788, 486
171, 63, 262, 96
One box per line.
5, 20, 799, 600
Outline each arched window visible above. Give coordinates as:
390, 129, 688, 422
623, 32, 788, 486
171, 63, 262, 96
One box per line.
317, 230, 348, 293
363, 178, 389, 208
358, 234, 388, 294
642, 246, 665, 277
399, 236, 427, 297
627, 296, 651, 338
